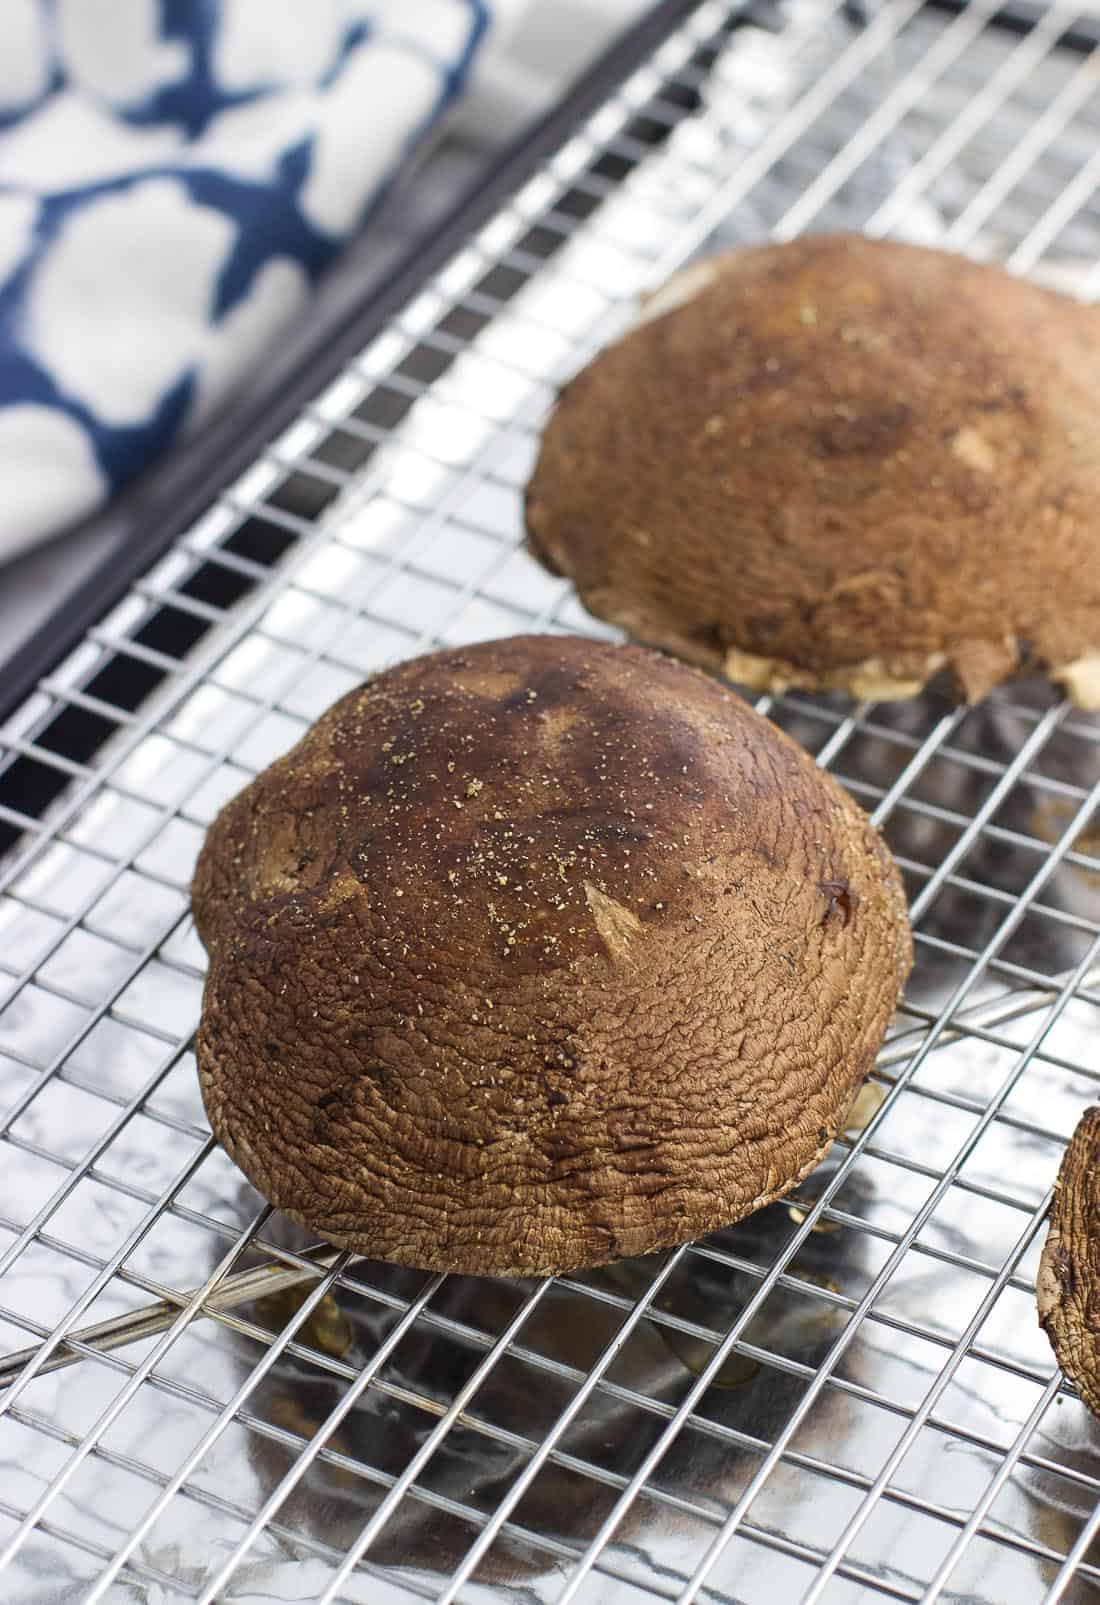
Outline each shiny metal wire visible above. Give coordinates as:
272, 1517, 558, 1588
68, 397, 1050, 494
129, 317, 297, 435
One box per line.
3, 1, 1100, 1600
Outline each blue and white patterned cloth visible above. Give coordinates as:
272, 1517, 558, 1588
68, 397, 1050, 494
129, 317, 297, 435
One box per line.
0, 0, 508, 560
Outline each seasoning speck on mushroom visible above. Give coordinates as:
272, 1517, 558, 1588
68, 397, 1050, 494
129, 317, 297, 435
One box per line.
1038, 1106, 1100, 1418
193, 634, 912, 1277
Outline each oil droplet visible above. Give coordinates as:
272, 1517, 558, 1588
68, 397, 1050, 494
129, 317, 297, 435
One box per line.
787, 1202, 843, 1234
843, 1079, 887, 1138
254, 1284, 355, 1359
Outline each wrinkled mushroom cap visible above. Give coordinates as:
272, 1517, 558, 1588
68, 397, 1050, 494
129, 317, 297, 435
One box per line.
193, 635, 911, 1276
1038, 1106, 1100, 1418
526, 233, 1100, 707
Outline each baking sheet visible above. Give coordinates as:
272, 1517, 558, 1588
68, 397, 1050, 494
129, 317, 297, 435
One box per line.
2, 2, 1100, 1600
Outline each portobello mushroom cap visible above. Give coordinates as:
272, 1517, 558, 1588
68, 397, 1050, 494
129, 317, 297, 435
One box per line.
1038, 1106, 1100, 1419
193, 634, 911, 1277
526, 233, 1100, 708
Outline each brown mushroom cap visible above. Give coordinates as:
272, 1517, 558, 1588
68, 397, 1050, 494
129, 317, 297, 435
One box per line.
1038, 1106, 1100, 1418
526, 233, 1100, 708
193, 634, 911, 1277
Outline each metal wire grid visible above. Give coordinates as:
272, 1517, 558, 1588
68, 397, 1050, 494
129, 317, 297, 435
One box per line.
1, 0, 1100, 1599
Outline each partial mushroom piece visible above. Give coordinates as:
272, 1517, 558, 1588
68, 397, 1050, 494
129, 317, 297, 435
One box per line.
1038, 1106, 1100, 1419
193, 634, 912, 1277
526, 233, 1100, 708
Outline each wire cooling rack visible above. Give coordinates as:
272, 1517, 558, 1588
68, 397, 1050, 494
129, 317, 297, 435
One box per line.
3, 1, 1100, 1599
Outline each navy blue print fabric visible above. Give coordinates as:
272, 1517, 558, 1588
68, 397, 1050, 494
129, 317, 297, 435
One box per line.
0, 0, 489, 555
